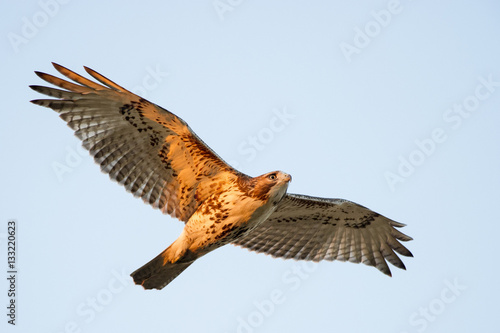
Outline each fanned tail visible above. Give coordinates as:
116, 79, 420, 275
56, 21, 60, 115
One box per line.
131, 234, 196, 290
131, 252, 195, 290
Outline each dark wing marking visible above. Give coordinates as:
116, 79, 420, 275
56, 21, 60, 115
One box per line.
30, 63, 242, 222
233, 193, 413, 276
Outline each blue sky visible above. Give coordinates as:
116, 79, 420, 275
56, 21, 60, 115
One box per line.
1, 1, 500, 332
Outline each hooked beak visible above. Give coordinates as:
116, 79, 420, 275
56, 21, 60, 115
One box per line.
284, 174, 292, 183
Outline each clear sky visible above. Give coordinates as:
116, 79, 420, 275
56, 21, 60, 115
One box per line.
1, 1, 499, 332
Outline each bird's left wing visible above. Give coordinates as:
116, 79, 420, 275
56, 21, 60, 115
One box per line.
30, 63, 240, 222
232, 193, 413, 276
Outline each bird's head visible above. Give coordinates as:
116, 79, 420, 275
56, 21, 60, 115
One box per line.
244, 171, 292, 203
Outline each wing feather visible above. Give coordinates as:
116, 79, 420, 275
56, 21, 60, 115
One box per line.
31, 63, 242, 222
348, 227, 362, 263
83, 65, 129, 91
233, 193, 413, 276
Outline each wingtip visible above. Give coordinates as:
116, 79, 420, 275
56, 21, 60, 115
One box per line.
83, 65, 97, 76
51, 62, 75, 76
391, 221, 407, 228
30, 99, 43, 105
33, 63, 66, 77
34, 71, 45, 78
51, 62, 63, 70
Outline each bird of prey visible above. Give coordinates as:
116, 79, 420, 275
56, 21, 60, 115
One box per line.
30, 63, 413, 290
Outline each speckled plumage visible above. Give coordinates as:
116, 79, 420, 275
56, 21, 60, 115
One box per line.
30, 63, 413, 290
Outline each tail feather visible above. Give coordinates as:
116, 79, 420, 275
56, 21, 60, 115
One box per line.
131, 251, 195, 290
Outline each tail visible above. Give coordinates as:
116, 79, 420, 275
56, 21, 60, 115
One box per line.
131, 251, 195, 290
131, 236, 196, 290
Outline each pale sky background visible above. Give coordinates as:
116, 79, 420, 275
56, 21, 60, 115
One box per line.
1, 1, 500, 332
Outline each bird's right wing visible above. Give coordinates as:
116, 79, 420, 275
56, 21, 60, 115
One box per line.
30, 63, 241, 222
233, 193, 413, 276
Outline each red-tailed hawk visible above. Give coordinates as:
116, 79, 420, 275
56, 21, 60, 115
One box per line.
30, 63, 413, 290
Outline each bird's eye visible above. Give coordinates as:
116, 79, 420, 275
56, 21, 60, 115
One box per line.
268, 174, 277, 180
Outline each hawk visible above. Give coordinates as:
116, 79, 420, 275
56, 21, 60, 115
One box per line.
30, 63, 413, 290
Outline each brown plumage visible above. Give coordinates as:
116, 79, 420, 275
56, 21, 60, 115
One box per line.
30, 63, 413, 290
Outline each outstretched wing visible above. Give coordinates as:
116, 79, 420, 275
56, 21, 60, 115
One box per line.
30, 63, 241, 222
233, 193, 413, 276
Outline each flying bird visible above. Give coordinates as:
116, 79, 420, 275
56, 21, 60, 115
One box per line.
30, 63, 413, 290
